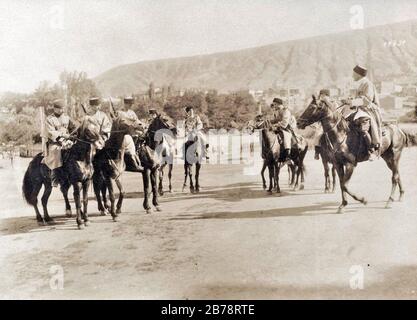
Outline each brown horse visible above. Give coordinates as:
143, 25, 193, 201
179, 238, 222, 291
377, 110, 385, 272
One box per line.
22, 117, 105, 229
297, 95, 416, 212
247, 117, 308, 193
92, 113, 145, 220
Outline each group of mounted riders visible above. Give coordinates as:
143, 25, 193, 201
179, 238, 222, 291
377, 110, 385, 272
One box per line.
23, 63, 414, 227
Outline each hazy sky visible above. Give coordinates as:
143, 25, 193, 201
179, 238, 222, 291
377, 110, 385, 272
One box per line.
1, 0, 417, 93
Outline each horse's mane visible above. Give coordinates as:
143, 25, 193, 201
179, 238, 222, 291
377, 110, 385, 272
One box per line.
321, 99, 350, 133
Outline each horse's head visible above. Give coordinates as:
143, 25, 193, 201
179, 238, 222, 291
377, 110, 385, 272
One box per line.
297, 95, 332, 129
246, 115, 267, 133
149, 115, 177, 136
112, 113, 145, 136
79, 116, 106, 150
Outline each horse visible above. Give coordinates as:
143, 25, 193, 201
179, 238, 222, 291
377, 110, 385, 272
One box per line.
22, 117, 105, 229
145, 115, 177, 195
92, 113, 145, 220
297, 95, 417, 212
247, 117, 308, 192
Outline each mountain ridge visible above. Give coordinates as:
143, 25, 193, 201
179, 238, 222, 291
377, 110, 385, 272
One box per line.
94, 19, 417, 95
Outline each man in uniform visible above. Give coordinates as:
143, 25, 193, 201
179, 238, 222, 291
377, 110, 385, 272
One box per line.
88, 97, 111, 141
269, 98, 298, 163
42, 99, 76, 187
184, 105, 209, 159
117, 97, 144, 172
351, 65, 383, 160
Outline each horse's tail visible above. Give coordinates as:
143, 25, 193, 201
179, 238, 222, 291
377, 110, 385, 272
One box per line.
22, 153, 43, 206
401, 129, 417, 147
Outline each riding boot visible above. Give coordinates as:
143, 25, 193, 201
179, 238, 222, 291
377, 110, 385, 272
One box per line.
126, 153, 145, 173
314, 146, 321, 160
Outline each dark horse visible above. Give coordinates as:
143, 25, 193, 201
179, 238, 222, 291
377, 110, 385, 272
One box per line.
22, 117, 105, 229
297, 95, 417, 212
145, 115, 177, 195
92, 114, 145, 220
247, 117, 308, 193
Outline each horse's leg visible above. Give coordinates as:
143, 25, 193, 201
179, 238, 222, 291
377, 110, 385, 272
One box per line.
293, 163, 301, 191
168, 164, 173, 193
299, 164, 305, 190
28, 180, 43, 224
189, 164, 195, 194
82, 180, 90, 226
142, 169, 152, 214
342, 163, 367, 205
335, 163, 348, 213
61, 181, 72, 217
73, 182, 84, 229
275, 162, 281, 194
41, 180, 54, 224
182, 163, 188, 192
102, 185, 110, 212
158, 164, 165, 196
267, 163, 274, 194
93, 175, 106, 216
151, 168, 161, 211
115, 177, 125, 214
106, 178, 117, 221
261, 160, 267, 190
195, 162, 201, 193
322, 157, 330, 193
331, 164, 337, 193
382, 151, 403, 207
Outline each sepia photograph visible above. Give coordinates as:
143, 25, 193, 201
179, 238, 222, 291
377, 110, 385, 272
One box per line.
1, 0, 417, 303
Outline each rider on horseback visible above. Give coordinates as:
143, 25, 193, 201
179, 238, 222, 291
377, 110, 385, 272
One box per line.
351, 65, 383, 161
269, 98, 299, 163
89, 97, 111, 141
117, 97, 144, 172
184, 105, 209, 160
42, 99, 77, 187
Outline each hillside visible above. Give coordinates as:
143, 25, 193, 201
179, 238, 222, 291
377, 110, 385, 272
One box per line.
94, 20, 417, 96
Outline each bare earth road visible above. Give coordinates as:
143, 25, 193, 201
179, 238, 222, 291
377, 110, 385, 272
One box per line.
1, 147, 416, 299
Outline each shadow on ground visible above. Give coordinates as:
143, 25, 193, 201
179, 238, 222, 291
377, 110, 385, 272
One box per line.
184, 265, 417, 299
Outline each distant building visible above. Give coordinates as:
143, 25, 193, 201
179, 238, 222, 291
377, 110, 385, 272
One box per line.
379, 81, 395, 95
379, 95, 403, 110
403, 86, 417, 97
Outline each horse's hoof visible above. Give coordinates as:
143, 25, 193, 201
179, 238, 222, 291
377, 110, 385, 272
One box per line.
77, 223, 84, 230
262, 185, 267, 190
112, 215, 119, 222
37, 220, 46, 226
145, 209, 152, 214
116, 208, 122, 215
65, 210, 72, 218
267, 191, 273, 195
46, 219, 56, 225
337, 207, 345, 214
299, 184, 305, 190
362, 199, 368, 206
398, 193, 405, 202
155, 206, 162, 212
84, 220, 90, 227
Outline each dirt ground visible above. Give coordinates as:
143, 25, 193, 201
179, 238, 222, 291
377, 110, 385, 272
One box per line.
1, 146, 417, 299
